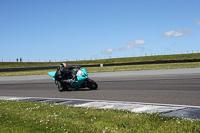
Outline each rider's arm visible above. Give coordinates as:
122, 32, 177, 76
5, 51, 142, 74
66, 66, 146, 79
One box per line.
54, 67, 62, 81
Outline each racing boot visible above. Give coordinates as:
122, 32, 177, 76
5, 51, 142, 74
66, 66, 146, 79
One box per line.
57, 81, 64, 92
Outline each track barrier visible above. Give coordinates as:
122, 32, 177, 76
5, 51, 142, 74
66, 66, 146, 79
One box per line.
1, 58, 200, 72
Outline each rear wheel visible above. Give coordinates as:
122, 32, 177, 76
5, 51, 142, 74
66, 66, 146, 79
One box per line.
87, 78, 98, 90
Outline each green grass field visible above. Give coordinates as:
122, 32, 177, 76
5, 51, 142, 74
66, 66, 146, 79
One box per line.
0, 53, 200, 77
1, 62, 200, 77
0, 100, 199, 132
1, 54, 200, 132
1, 53, 200, 68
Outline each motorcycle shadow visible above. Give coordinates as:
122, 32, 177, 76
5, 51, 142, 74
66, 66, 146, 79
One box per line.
61, 88, 98, 92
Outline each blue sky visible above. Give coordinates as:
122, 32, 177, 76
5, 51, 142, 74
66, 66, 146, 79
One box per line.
0, 0, 200, 62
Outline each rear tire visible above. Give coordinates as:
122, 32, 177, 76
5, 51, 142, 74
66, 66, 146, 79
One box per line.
87, 78, 98, 90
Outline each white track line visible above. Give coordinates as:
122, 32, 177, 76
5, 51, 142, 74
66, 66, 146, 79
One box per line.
1, 96, 198, 114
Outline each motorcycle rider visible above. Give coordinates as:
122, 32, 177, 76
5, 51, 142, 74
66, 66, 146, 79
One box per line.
54, 63, 81, 86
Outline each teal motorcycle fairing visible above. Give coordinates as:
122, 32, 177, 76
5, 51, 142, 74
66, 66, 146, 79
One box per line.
48, 71, 56, 80
48, 68, 88, 89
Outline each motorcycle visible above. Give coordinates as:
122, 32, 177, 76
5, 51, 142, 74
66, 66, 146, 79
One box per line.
48, 68, 98, 92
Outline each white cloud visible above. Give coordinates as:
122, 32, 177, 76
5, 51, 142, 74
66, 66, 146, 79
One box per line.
102, 39, 146, 55
126, 42, 135, 50
196, 20, 200, 25
102, 48, 113, 55
164, 29, 194, 37
135, 39, 146, 44
126, 39, 146, 50
165, 30, 183, 37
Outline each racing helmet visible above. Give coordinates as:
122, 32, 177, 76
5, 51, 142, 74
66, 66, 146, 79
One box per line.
60, 63, 67, 71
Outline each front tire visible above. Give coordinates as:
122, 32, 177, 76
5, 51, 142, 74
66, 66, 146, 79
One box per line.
57, 82, 68, 92
87, 78, 98, 90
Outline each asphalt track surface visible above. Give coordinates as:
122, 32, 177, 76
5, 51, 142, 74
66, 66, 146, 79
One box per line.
0, 68, 200, 106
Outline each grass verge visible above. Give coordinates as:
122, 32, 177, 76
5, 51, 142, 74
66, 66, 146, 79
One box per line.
0, 100, 199, 132
1, 62, 200, 77
1, 53, 200, 68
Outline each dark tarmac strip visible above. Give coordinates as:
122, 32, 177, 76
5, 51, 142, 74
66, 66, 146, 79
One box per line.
0, 68, 200, 120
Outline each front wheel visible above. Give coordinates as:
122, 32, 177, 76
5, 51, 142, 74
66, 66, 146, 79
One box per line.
57, 81, 68, 92
87, 78, 98, 90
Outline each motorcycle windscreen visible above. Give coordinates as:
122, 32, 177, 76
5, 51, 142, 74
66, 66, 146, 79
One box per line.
48, 71, 56, 80
81, 68, 88, 76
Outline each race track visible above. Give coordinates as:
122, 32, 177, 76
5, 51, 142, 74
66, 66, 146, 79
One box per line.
0, 68, 200, 106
